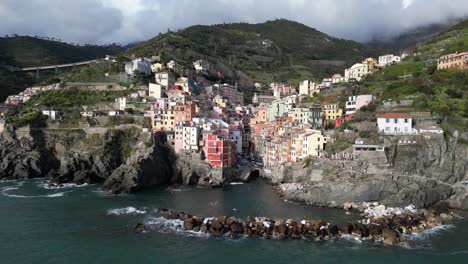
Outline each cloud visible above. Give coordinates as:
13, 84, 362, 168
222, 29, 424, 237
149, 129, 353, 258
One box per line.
0, 0, 123, 44
0, 0, 467, 45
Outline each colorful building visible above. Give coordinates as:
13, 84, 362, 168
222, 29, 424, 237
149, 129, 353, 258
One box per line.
438, 51, 468, 70
204, 134, 236, 168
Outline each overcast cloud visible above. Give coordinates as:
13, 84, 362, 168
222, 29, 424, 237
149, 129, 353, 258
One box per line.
1, 0, 467, 45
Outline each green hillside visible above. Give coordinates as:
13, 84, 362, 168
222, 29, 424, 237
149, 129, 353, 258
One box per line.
126, 19, 380, 87
0, 36, 124, 101
413, 19, 468, 60
0, 36, 123, 68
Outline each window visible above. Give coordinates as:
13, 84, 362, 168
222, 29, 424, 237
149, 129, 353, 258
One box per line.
404, 119, 408, 123
386, 118, 390, 123
394, 119, 398, 124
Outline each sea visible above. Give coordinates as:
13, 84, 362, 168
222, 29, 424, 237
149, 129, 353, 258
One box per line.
1, 178, 467, 264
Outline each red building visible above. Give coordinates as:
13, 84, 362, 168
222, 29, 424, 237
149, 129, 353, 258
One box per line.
335, 114, 353, 127
204, 133, 236, 168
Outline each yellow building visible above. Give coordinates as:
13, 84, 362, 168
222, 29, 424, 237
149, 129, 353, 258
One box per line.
154, 107, 175, 131
323, 104, 343, 121
301, 131, 326, 158
213, 95, 228, 108
362, 57, 380, 75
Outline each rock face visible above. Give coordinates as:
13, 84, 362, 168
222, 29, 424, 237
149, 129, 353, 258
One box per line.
0, 125, 242, 193
175, 152, 243, 187
265, 135, 468, 210
0, 126, 178, 193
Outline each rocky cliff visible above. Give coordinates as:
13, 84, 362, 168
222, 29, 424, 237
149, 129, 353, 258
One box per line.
263, 133, 468, 210
0, 125, 244, 193
0, 126, 174, 192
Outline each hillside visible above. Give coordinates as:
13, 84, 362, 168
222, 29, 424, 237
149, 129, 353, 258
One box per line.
0, 36, 124, 68
126, 19, 380, 87
412, 18, 468, 60
367, 23, 451, 52
0, 36, 124, 101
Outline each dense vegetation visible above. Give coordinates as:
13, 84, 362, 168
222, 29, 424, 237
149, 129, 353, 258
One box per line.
361, 60, 467, 118
26, 87, 133, 108
0, 36, 123, 68
412, 19, 468, 60
126, 19, 380, 87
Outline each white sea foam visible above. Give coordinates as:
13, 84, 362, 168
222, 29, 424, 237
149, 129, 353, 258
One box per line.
407, 224, 455, 240
230, 182, 244, 185
144, 217, 210, 238
1, 186, 71, 198
107, 207, 147, 216
39, 182, 90, 190
340, 234, 363, 243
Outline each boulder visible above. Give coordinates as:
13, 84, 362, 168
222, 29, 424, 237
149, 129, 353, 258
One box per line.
382, 229, 401, 245
184, 218, 195, 230
134, 223, 146, 233
209, 220, 224, 236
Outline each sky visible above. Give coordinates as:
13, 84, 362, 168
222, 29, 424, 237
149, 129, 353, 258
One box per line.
1, 0, 468, 45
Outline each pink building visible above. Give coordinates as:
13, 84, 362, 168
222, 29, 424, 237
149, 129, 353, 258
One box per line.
154, 98, 171, 110
174, 122, 185, 154
345, 95, 374, 115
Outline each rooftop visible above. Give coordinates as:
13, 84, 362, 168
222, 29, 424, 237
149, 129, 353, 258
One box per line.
378, 113, 411, 119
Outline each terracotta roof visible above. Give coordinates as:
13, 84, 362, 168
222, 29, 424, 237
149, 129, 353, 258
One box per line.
378, 113, 411, 119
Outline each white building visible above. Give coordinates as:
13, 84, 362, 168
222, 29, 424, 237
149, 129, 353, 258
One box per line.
345, 63, 368, 82
331, 74, 345, 84
42, 110, 61, 121
377, 113, 413, 134
148, 83, 165, 99
115, 97, 127, 111
183, 126, 200, 151
322, 78, 333, 88
108, 111, 122, 116
378, 54, 401, 67
229, 130, 243, 154
299, 80, 318, 96
154, 72, 175, 88
80, 111, 96, 117
193, 60, 210, 73
125, 58, 152, 76
167, 60, 183, 73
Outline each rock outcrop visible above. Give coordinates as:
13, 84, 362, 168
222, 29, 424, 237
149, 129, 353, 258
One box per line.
264, 134, 468, 210
0, 125, 242, 193
0, 126, 178, 193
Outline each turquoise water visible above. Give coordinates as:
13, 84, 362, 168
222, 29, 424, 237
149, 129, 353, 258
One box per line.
0, 179, 467, 264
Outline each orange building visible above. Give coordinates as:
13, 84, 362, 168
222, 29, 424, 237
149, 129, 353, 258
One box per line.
438, 52, 468, 70
174, 102, 196, 123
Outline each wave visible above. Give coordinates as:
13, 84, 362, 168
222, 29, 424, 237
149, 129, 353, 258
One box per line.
1, 186, 71, 198
340, 234, 364, 244
39, 182, 91, 190
144, 217, 210, 238
406, 224, 455, 240
230, 182, 244, 185
107, 207, 147, 216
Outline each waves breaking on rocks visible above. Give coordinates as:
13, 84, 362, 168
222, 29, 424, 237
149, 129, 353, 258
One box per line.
38, 182, 91, 190
129, 206, 456, 246
107, 207, 147, 216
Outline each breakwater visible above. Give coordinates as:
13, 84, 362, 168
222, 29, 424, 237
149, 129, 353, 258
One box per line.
139, 205, 454, 246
